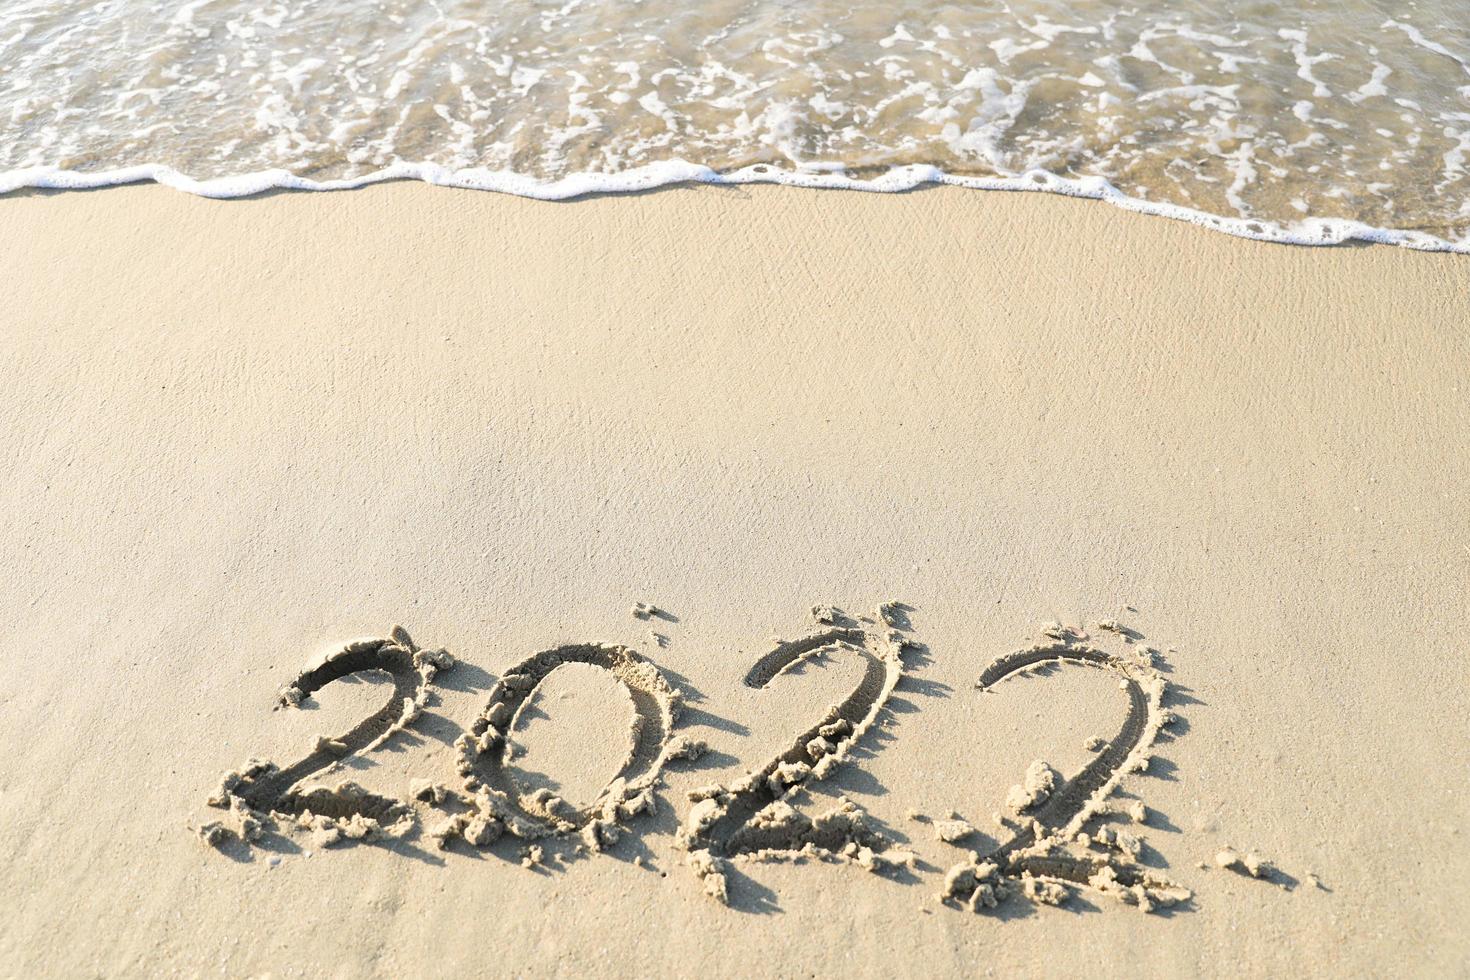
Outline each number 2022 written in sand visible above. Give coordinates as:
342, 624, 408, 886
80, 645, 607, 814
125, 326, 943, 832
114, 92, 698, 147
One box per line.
200, 603, 1205, 914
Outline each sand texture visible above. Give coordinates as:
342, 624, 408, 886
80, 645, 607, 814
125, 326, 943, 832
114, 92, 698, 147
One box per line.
1, 183, 1468, 977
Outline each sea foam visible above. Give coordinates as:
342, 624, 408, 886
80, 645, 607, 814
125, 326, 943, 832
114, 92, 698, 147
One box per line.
3, 0, 1468, 251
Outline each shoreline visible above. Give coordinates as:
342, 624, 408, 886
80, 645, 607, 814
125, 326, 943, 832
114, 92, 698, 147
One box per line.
6, 161, 1468, 253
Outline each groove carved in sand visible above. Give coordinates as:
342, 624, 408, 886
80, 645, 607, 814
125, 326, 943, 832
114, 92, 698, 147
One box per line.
437, 643, 686, 851
198, 626, 454, 849
676, 612, 913, 903
940, 624, 1190, 914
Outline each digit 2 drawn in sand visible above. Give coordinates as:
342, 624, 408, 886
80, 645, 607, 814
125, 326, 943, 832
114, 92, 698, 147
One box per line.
433, 643, 695, 852
198, 626, 455, 848
676, 614, 913, 902
939, 623, 1191, 913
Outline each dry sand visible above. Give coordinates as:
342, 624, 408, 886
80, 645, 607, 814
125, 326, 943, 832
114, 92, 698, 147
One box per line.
1, 182, 1467, 977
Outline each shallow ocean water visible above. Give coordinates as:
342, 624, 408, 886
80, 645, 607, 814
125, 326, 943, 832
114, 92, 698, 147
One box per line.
2, 0, 1467, 248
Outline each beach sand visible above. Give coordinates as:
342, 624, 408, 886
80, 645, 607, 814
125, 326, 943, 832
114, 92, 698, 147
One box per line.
1, 182, 1467, 977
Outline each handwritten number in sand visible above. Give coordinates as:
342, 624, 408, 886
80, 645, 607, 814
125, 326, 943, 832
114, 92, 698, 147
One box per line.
199, 627, 453, 848
197, 614, 1201, 916
446, 643, 682, 850
675, 624, 909, 902
939, 634, 1190, 912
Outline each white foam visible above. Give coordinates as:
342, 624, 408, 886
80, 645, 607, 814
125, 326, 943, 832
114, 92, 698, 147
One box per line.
1347, 62, 1393, 104
1278, 28, 1337, 99
1382, 20, 1470, 78
4, 159, 1465, 253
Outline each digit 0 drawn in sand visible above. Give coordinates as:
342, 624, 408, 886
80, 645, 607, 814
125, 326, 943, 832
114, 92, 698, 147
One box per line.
676, 605, 916, 903
939, 621, 1191, 914
435, 643, 692, 852
197, 626, 454, 850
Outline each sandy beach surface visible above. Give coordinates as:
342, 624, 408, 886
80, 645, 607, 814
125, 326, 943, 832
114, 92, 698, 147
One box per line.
2, 183, 1467, 977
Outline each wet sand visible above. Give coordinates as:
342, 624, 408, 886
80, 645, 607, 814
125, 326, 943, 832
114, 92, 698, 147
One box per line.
1, 182, 1467, 976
